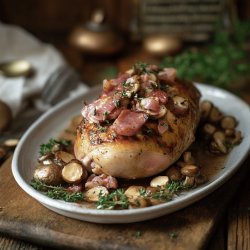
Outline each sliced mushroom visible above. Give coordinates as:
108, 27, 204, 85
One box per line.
33, 164, 63, 185
38, 154, 53, 165
166, 166, 182, 181
55, 151, 75, 164
200, 100, 213, 120
3, 139, 19, 148
181, 165, 200, 177
220, 116, 237, 130
150, 176, 170, 188
62, 160, 88, 184
172, 96, 189, 115
124, 186, 148, 208
85, 186, 109, 202
123, 76, 140, 96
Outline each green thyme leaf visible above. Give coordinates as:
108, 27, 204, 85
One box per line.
39, 138, 71, 156
31, 179, 84, 202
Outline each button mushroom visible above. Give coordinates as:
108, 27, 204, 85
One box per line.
124, 186, 148, 208
33, 164, 63, 185
181, 165, 200, 177
150, 176, 170, 188
85, 186, 109, 202
166, 166, 182, 181
220, 116, 237, 130
62, 160, 88, 184
200, 100, 213, 120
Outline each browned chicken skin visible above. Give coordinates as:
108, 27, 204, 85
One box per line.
74, 64, 201, 179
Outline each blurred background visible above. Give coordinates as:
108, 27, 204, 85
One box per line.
0, 0, 249, 88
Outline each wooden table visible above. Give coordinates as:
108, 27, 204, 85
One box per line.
0, 41, 250, 250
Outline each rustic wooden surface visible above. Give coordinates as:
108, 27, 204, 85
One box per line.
0, 151, 250, 250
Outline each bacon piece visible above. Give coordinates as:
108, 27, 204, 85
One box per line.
150, 90, 168, 104
112, 110, 148, 136
82, 96, 116, 123
140, 97, 160, 112
158, 68, 177, 83
85, 174, 118, 190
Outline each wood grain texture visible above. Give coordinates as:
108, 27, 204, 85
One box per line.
227, 171, 250, 250
0, 155, 249, 250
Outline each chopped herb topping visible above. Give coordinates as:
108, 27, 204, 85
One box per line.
114, 99, 121, 108
133, 62, 151, 74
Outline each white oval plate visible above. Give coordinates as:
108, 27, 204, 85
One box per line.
12, 84, 250, 224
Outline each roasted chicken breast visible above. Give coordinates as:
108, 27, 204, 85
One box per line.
74, 64, 201, 179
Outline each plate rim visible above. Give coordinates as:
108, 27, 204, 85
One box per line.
11, 83, 250, 221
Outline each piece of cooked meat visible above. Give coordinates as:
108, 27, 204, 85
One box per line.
74, 63, 201, 179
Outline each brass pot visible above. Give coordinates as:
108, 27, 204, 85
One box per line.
69, 10, 124, 55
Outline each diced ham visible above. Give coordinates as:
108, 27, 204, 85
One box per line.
158, 68, 177, 83
150, 90, 168, 104
112, 110, 148, 136
140, 97, 160, 112
82, 96, 116, 123
85, 174, 118, 190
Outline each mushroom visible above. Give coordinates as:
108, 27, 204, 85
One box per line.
183, 151, 195, 165
200, 100, 213, 120
208, 107, 222, 123
181, 165, 200, 177
172, 96, 189, 115
54, 151, 75, 164
202, 123, 216, 139
123, 76, 140, 97
150, 176, 170, 188
33, 164, 63, 185
85, 186, 109, 202
38, 154, 54, 165
212, 131, 227, 154
231, 131, 242, 145
220, 116, 237, 130
183, 176, 195, 187
124, 186, 148, 208
62, 159, 88, 184
166, 166, 182, 181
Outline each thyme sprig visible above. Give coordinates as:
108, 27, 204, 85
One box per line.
31, 179, 84, 202
96, 189, 129, 210
39, 138, 71, 156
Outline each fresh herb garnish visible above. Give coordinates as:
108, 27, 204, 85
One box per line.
133, 62, 151, 74
96, 189, 129, 209
39, 138, 71, 156
31, 179, 84, 202
114, 99, 121, 108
